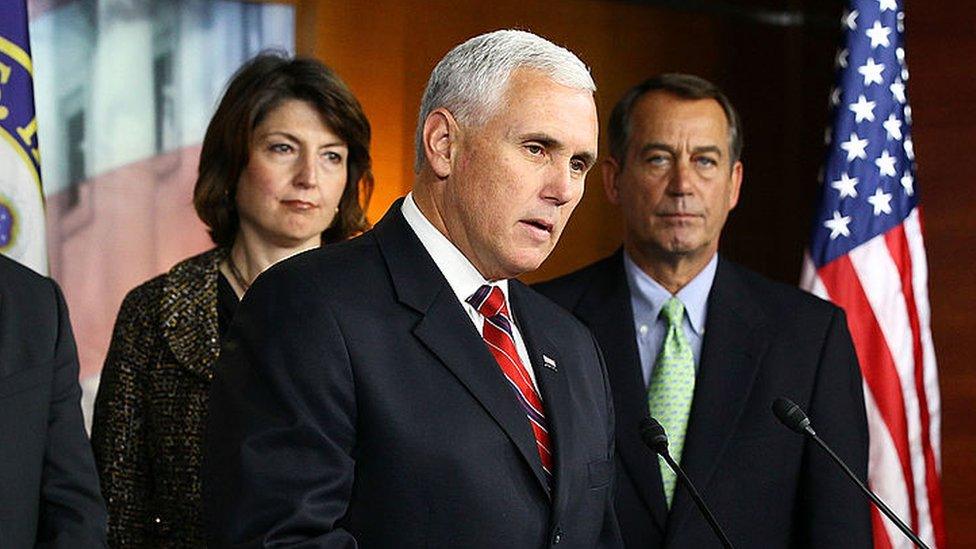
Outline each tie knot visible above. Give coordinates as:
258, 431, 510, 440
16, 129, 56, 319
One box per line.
467, 284, 508, 319
660, 296, 685, 327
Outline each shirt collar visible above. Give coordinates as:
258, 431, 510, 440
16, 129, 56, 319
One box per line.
623, 251, 718, 336
400, 192, 509, 305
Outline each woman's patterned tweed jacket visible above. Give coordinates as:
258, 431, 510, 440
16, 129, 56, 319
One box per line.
91, 247, 228, 548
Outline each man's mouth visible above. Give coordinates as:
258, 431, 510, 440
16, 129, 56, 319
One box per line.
521, 218, 554, 234
657, 211, 701, 220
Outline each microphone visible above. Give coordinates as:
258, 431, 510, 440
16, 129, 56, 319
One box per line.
639, 416, 734, 549
772, 397, 930, 549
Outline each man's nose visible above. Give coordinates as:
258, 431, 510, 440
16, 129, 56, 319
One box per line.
543, 161, 581, 206
666, 160, 694, 195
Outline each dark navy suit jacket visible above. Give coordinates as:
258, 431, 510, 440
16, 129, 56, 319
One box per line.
535, 252, 872, 548
0, 254, 106, 548
204, 202, 622, 548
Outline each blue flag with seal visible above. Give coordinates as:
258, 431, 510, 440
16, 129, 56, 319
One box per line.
0, 0, 46, 274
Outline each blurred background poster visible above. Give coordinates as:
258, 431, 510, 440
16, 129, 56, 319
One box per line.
28, 0, 296, 426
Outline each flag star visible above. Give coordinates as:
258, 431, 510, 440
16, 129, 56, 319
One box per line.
904, 137, 915, 160
844, 9, 859, 30
841, 132, 869, 161
896, 47, 906, 64
875, 149, 898, 177
824, 127, 833, 145
867, 188, 894, 216
878, 0, 897, 11
901, 173, 915, 196
859, 57, 885, 86
831, 173, 859, 198
904, 105, 913, 124
836, 48, 849, 68
883, 114, 903, 140
901, 66, 910, 81
824, 211, 853, 240
830, 87, 842, 106
849, 94, 877, 122
897, 12, 905, 33
890, 79, 906, 103
866, 21, 892, 48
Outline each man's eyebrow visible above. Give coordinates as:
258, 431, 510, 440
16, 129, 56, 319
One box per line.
639, 143, 676, 156
691, 145, 723, 157
637, 143, 724, 157
573, 150, 597, 168
519, 132, 559, 148
519, 132, 596, 167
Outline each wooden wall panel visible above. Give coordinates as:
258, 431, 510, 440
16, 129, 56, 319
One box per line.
905, 0, 976, 545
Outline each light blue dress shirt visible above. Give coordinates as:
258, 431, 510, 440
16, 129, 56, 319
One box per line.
623, 252, 719, 387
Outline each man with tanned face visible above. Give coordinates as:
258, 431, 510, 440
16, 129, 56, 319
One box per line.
536, 74, 872, 548
204, 30, 621, 548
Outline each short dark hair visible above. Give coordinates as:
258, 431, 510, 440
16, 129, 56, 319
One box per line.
194, 51, 374, 247
607, 73, 742, 168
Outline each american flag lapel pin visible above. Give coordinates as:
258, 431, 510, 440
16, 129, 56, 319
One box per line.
542, 354, 558, 372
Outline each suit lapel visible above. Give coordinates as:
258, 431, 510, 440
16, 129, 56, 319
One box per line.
510, 281, 569, 506
161, 247, 226, 381
665, 258, 769, 542
374, 202, 551, 496
573, 252, 670, 532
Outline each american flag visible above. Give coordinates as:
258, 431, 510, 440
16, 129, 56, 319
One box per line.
800, 1, 945, 547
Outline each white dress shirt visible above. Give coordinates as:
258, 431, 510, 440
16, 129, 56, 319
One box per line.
400, 193, 540, 391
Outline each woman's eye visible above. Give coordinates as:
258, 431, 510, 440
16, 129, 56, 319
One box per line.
323, 151, 344, 163
526, 144, 544, 156
269, 143, 293, 154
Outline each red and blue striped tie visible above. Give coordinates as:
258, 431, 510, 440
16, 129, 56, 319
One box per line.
468, 285, 553, 484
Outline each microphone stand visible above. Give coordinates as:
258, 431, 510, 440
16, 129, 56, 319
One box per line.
640, 416, 735, 549
658, 449, 734, 549
773, 397, 929, 549
805, 429, 929, 549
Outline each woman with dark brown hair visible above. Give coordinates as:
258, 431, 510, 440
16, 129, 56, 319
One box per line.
90, 51, 373, 547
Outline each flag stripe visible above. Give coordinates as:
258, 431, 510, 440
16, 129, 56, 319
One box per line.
817, 253, 920, 530
883, 225, 931, 537
864, 375, 912, 547
850, 234, 926, 538
889, 215, 946, 546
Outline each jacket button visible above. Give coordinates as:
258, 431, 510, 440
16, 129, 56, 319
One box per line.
552, 527, 563, 545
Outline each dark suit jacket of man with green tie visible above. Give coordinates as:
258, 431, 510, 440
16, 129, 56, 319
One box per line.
535, 250, 872, 548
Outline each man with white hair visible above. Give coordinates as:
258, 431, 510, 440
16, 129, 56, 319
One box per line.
205, 30, 621, 547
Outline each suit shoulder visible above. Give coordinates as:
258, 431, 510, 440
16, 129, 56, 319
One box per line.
532, 254, 618, 311
0, 255, 61, 311
516, 282, 596, 339
725, 260, 841, 320
250, 232, 385, 301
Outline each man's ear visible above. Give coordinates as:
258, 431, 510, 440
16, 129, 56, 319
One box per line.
728, 160, 743, 210
602, 157, 622, 206
423, 108, 458, 179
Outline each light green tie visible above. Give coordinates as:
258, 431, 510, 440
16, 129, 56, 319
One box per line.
647, 296, 696, 507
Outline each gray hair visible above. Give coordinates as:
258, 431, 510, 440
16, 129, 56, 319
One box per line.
414, 29, 595, 172
608, 73, 743, 169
